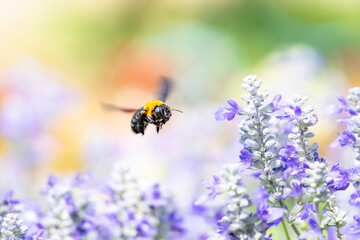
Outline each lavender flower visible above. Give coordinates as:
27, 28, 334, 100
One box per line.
301, 161, 332, 204
256, 203, 284, 222
104, 162, 185, 239
340, 216, 360, 238
206, 75, 360, 240
215, 100, 243, 121
104, 163, 158, 239
330, 87, 360, 235
299, 217, 325, 240
349, 189, 360, 207
278, 95, 319, 165
238, 149, 252, 171
278, 142, 299, 179
196, 175, 226, 204
326, 163, 350, 192
279, 94, 348, 237
143, 183, 186, 238
35, 173, 101, 239
298, 202, 315, 220
0, 191, 20, 224
202, 75, 292, 239
1, 213, 28, 240
236, 75, 281, 176
330, 131, 356, 148
0, 161, 186, 240
331, 87, 360, 163
198, 163, 267, 239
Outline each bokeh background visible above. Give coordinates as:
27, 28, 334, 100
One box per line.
0, 0, 360, 214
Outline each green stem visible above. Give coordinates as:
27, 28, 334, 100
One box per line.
282, 220, 291, 240
290, 223, 300, 236
315, 203, 320, 223
330, 205, 344, 240
335, 223, 344, 240
315, 203, 321, 240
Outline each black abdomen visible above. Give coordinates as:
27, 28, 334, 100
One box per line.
131, 107, 148, 134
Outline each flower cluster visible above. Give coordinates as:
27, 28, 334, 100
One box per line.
0, 162, 185, 240
331, 87, 360, 163
103, 163, 185, 239
203, 75, 357, 240
328, 87, 360, 238
1, 213, 29, 240
0, 191, 20, 223
196, 163, 278, 240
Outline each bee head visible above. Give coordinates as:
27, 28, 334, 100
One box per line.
155, 104, 172, 121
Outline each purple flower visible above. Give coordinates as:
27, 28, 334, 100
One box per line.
31, 229, 45, 240
46, 175, 59, 187
145, 184, 168, 208
256, 203, 283, 232
340, 216, 360, 236
299, 217, 325, 240
278, 143, 299, 179
298, 202, 315, 220
294, 106, 302, 116
349, 189, 360, 207
266, 217, 283, 228
278, 143, 297, 159
251, 187, 269, 205
239, 149, 252, 171
215, 100, 242, 121
279, 181, 301, 200
216, 218, 230, 237
3, 190, 20, 206
329, 95, 357, 116
288, 181, 304, 199
167, 211, 186, 236
330, 130, 356, 148
257, 203, 284, 222
282, 167, 293, 180
276, 102, 318, 126
202, 175, 222, 199
326, 163, 350, 192
338, 95, 348, 107
272, 94, 282, 109
196, 175, 224, 204
191, 203, 207, 215
261, 94, 282, 113
136, 218, 157, 237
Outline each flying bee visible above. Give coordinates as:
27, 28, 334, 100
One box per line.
101, 76, 182, 135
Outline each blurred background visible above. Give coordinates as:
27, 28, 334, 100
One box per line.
0, 0, 360, 211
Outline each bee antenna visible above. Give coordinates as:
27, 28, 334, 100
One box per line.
171, 108, 183, 113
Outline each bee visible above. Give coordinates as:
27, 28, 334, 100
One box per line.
101, 76, 182, 135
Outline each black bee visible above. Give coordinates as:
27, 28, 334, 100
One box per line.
102, 76, 181, 135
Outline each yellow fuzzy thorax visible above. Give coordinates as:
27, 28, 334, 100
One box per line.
143, 100, 165, 116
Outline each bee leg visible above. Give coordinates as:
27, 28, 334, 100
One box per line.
156, 125, 160, 133
145, 116, 154, 123
156, 123, 163, 133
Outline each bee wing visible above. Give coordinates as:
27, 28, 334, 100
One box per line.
101, 103, 138, 113
157, 76, 172, 102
